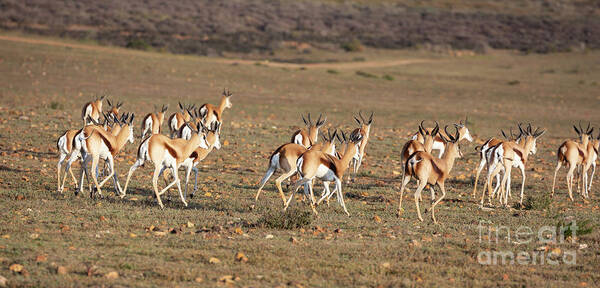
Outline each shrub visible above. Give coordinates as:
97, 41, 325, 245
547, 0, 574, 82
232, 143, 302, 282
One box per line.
557, 219, 593, 238
126, 39, 151, 51
522, 194, 551, 210
327, 69, 339, 74
257, 207, 312, 230
341, 39, 364, 52
382, 74, 394, 81
49, 101, 62, 110
355, 71, 377, 78
507, 80, 520, 85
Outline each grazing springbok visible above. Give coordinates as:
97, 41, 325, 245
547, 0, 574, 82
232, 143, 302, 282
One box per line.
348, 111, 373, 181
161, 121, 222, 199
552, 123, 596, 200
472, 128, 519, 199
199, 89, 232, 130
63, 114, 135, 197
286, 132, 363, 216
141, 105, 168, 138
411, 118, 472, 157
168, 102, 195, 138
121, 114, 210, 208
81, 95, 104, 125
483, 124, 545, 207
256, 129, 338, 205
398, 126, 462, 223
291, 113, 326, 148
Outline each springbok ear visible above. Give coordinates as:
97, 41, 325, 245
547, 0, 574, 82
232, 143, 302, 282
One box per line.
574, 125, 581, 135
589, 127, 594, 136
368, 112, 373, 125
162, 105, 168, 113
535, 129, 546, 138
129, 113, 135, 125
501, 129, 508, 139
302, 114, 308, 126
354, 116, 361, 125
107, 99, 112, 107
99, 95, 105, 101
179, 102, 184, 110
117, 102, 123, 108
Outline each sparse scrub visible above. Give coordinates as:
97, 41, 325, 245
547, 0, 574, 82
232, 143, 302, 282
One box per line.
382, 74, 394, 81
356, 71, 377, 78
341, 39, 364, 52
257, 207, 312, 230
327, 69, 339, 74
522, 194, 552, 210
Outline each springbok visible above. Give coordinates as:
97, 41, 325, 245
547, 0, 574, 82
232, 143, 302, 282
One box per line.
57, 114, 119, 192
141, 105, 168, 138
121, 114, 210, 208
552, 123, 595, 200
484, 124, 545, 207
63, 113, 135, 197
472, 128, 519, 199
291, 113, 326, 148
161, 121, 222, 199
411, 118, 473, 157
400, 121, 439, 197
168, 102, 195, 138
348, 111, 373, 181
256, 129, 338, 205
81, 95, 104, 125
398, 126, 462, 223
199, 89, 232, 130
286, 132, 363, 216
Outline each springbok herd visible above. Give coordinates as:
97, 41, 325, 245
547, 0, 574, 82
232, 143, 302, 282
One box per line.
55, 92, 597, 223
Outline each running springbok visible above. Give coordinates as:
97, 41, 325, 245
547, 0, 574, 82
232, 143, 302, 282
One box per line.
121, 114, 210, 208
62, 113, 135, 197
472, 128, 519, 199
199, 89, 232, 130
286, 132, 363, 216
256, 129, 338, 205
484, 124, 545, 207
348, 111, 373, 181
400, 121, 439, 186
398, 126, 462, 223
81, 95, 104, 125
161, 121, 222, 199
168, 102, 195, 138
291, 113, 326, 148
551, 123, 595, 200
141, 105, 168, 138
411, 118, 472, 157
57, 114, 119, 192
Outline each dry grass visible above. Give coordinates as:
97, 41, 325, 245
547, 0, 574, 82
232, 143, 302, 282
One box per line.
0, 33, 600, 287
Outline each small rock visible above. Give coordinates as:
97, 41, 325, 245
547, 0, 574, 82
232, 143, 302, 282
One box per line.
235, 252, 248, 263
57, 266, 68, 275
209, 257, 221, 264
194, 277, 203, 283
265, 234, 274, 239
105, 271, 119, 279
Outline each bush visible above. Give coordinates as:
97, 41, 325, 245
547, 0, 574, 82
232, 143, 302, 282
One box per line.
557, 219, 593, 238
327, 69, 339, 74
382, 74, 394, 81
355, 71, 377, 78
126, 39, 151, 51
507, 80, 520, 85
257, 207, 312, 230
49, 101, 62, 110
341, 39, 364, 52
522, 194, 552, 210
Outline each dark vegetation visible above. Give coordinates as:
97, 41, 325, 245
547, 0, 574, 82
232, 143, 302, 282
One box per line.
1, 0, 599, 56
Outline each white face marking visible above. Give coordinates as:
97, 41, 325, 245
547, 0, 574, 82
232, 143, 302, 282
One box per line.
225, 97, 232, 109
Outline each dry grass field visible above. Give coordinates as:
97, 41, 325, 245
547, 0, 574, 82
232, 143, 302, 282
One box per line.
1, 32, 600, 287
